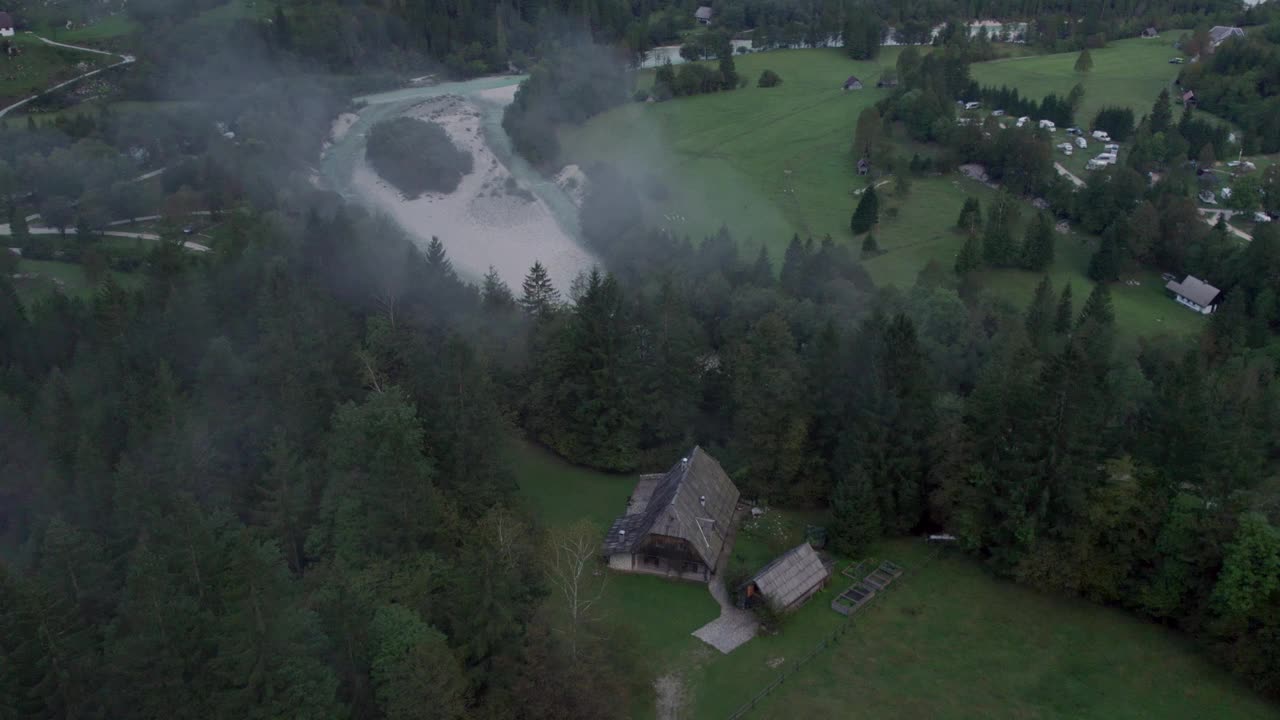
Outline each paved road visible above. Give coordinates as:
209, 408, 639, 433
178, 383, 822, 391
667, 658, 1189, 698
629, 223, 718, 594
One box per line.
0, 34, 135, 118
2, 225, 210, 252
1199, 208, 1254, 241
1054, 162, 1085, 188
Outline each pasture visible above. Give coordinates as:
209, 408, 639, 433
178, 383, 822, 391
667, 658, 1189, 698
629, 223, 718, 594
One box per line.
12, 258, 140, 306
509, 440, 1279, 720
0, 36, 108, 104
970, 37, 1182, 123
560, 46, 1204, 339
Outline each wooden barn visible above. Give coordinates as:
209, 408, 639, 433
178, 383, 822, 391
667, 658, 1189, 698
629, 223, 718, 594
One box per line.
602, 447, 739, 582
843, 76, 863, 91
740, 543, 830, 612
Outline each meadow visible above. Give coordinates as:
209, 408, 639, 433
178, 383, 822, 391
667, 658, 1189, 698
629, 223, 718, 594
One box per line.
560, 43, 1205, 339
12, 257, 139, 305
970, 37, 1183, 122
0, 35, 108, 102
510, 439, 1280, 720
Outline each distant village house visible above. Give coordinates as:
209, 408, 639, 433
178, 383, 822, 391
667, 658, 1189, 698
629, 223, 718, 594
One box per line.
1181, 90, 1197, 107
1142, 27, 1158, 38
843, 75, 863, 91
856, 157, 870, 175
603, 447, 740, 583
1166, 275, 1221, 314
0, 12, 14, 37
695, 6, 713, 25
1207, 26, 1244, 51
739, 543, 830, 613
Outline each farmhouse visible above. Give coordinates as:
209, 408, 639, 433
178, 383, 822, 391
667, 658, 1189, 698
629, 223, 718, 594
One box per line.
843, 76, 863, 91
740, 543, 830, 613
0, 12, 14, 37
1207, 26, 1244, 51
694, 6, 713, 25
1166, 275, 1221, 314
603, 447, 740, 582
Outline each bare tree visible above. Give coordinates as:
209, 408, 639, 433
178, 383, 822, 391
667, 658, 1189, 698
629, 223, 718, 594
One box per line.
544, 519, 608, 660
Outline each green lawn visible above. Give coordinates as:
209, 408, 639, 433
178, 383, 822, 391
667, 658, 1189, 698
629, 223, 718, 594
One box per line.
509, 441, 1276, 719
13, 257, 139, 305
0, 35, 108, 101
42, 15, 140, 43
970, 37, 1182, 125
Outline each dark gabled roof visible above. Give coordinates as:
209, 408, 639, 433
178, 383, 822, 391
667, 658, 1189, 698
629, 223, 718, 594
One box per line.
844, 75, 862, 87
1208, 26, 1244, 45
1166, 275, 1220, 307
603, 447, 739, 569
0, 12, 13, 29
695, 6, 713, 20
746, 543, 829, 610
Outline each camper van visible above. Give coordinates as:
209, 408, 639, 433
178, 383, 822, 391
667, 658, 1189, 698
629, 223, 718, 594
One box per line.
1039, 119, 1056, 130
1075, 137, 1087, 149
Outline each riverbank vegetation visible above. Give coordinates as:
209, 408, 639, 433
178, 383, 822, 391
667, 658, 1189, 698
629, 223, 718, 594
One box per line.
367, 117, 472, 197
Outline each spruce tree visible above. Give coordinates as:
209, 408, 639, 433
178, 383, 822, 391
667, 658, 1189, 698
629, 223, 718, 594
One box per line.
779, 234, 809, 294
1025, 276, 1055, 343
1151, 88, 1173, 134
481, 266, 516, 310
424, 236, 454, 279
1022, 212, 1055, 271
749, 245, 773, 286
956, 197, 982, 233
850, 186, 879, 235
955, 233, 982, 274
1074, 48, 1093, 73
1087, 236, 1119, 282
861, 234, 879, 256
1078, 282, 1115, 328
1054, 284, 1074, 334
830, 465, 881, 555
519, 261, 560, 318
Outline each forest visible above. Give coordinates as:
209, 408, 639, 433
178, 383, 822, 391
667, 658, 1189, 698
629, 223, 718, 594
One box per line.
1, 0, 1280, 718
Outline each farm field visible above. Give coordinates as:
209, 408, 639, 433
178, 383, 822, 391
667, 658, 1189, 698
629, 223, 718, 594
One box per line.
510, 440, 1280, 720
561, 45, 1204, 340
970, 37, 1182, 122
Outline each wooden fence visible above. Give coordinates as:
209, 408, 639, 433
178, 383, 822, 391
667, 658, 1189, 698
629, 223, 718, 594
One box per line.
725, 545, 944, 720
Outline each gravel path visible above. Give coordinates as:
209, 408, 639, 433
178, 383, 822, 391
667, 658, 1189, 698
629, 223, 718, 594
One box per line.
692, 574, 758, 654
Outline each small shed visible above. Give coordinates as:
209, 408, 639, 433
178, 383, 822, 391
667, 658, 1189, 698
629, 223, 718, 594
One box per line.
1166, 275, 1221, 314
1181, 90, 1197, 107
856, 158, 870, 175
695, 6, 713, 25
1142, 27, 1158, 38
741, 543, 830, 612
0, 12, 14, 37
843, 76, 863, 91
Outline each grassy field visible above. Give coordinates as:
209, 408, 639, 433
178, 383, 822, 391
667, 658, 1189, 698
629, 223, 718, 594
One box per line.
12, 258, 140, 305
0, 35, 108, 102
510, 440, 1279, 719
41, 15, 140, 43
561, 45, 1205, 340
970, 37, 1182, 123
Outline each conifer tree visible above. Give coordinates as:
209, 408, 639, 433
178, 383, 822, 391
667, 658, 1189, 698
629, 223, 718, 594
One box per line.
830, 465, 880, 555
1151, 88, 1173, 134
850, 186, 879, 235
1088, 236, 1119, 282
955, 233, 982, 274
779, 234, 809, 294
1054, 284, 1074, 334
956, 197, 982, 233
861, 234, 879, 255
748, 245, 773, 286
1022, 212, 1055, 271
519, 261, 560, 318
1025, 276, 1055, 344
481, 266, 516, 310
1078, 282, 1115, 328
1074, 48, 1093, 73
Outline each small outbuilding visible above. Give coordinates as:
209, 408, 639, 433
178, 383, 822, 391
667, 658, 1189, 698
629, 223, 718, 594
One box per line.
856, 157, 870, 175
0, 12, 14, 37
843, 75, 863, 91
603, 447, 740, 583
740, 543, 830, 613
1166, 275, 1221, 314
1182, 90, 1197, 107
695, 6, 713, 25
1142, 27, 1158, 38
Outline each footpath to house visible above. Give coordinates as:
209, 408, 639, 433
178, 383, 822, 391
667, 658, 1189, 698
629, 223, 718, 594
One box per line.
0, 34, 135, 118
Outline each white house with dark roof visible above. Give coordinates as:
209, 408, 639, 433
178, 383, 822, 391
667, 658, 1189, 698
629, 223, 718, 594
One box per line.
1166, 275, 1221, 314
0, 12, 14, 37
695, 6, 713, 25
603, 447, 740, 582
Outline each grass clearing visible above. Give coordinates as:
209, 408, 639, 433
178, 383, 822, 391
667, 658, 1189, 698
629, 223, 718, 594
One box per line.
42, 15, 140, 43
562, 45, 1203, 340
510, 440, 1274, 719
970, 38, 1181, 124
0, 35, 108, 102
13, 257, 139, 305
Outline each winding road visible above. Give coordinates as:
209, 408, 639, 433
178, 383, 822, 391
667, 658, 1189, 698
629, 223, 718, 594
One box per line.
0, 34, 135, 118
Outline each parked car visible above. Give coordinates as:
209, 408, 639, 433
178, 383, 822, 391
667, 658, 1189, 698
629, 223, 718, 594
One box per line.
991, 109, 1005, 117
1254, 212, 1273, 223
1169, 57, 1184, 64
